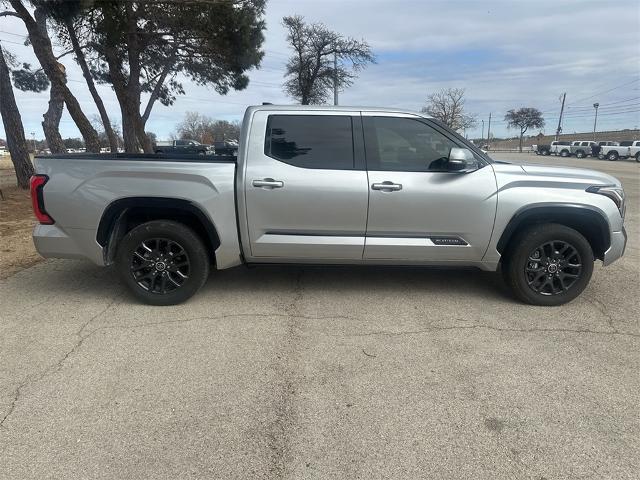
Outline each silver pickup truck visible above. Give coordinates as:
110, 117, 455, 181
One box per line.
30, 105, 627, 306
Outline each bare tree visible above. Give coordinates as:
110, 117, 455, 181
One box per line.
421, 88, 477, 133
504, 107, 545, 152
175, 112, 241, 143
282, 15, 375, 105
0, 45, 33, 188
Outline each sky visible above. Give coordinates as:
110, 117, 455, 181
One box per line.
0, 0, 639, 141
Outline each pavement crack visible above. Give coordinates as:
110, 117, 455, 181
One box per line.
266, 268, 305, 479
0, 292, 122, 430
325, 323, 640, 339
584, 296, 619, 333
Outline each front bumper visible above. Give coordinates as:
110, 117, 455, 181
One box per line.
603, 227, 627, 266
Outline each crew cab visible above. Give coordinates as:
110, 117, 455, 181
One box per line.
30, 105, 627, 306
570, 141, 597, 158
154, 139, 212, 155
600, 140, 640, 162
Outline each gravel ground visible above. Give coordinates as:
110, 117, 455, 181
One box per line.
0, 152, 638, 479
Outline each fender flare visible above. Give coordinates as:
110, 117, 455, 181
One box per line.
96, 197, 221, 264
496, 204, 611, 260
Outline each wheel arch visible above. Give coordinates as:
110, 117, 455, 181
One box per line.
97, 197, 221, 265
497, 204, 610, 261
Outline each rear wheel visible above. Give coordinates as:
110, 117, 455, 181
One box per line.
560, 150, 569, 157
503, 223, 593, 306
115, 220, 210, 305
575, 150, 585, 158
635, 152, 640, 163
607, 151, 619, 161
543, 149, 550, 156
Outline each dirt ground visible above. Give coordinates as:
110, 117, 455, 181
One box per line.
0, 156, 41, 279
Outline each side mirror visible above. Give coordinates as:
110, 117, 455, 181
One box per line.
447, 148, 478, 172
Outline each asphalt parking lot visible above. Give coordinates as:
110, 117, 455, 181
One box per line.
1, 152, 638, 479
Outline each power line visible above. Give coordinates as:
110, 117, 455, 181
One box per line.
571, 78, 640, 105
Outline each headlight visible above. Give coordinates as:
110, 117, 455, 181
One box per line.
586, 185, 625, 217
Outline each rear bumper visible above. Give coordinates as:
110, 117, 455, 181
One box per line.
603, 227, 627, 266
33, 224, 106, 266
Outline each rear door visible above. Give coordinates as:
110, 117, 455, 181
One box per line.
362, 114, 498, 262
243, 111, 369, 260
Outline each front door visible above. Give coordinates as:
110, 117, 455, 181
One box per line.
362, 115, 498, 262
244, 111, 369, 260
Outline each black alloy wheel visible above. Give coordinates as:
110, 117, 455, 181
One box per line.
130, 238, 190, 294
524, 240, 582, 296
116, 220, 210, 305
503, 223, 593, 306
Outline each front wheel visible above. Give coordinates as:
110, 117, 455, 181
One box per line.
502, 223, 593, 306
560, 150, 569, 157
575, 150, 585, 159
115, 220, 210, 305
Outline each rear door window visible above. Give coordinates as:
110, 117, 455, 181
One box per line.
265, 115, 354, 169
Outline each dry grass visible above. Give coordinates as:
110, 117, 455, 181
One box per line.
0, 156, 42, 279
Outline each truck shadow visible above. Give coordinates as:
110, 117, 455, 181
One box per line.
15, 261, 510, 304
201, 264, 510, 302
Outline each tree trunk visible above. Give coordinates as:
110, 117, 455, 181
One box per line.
42, 81, 65, 153
0, 45, 34, 189
134, 113, 153, 153
519, 133, 523, 153
64, 18, 119, 153
121, 102, 138, 152
10, 0, 101, 153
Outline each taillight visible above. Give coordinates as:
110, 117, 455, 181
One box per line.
30, 175, 54, 225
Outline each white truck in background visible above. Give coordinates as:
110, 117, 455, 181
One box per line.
599, 141, 640, 162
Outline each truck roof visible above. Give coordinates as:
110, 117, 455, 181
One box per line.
246, 104, 432, 117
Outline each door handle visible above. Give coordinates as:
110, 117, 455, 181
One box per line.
252, 178, 284, 189
371, 181, 402, 192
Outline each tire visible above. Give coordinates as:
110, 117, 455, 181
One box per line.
502, 223, 594, 306
560, 150, 569, 157
575, 150, 585, 158
543, 150, 550, 156
115, 220, 210, 305
607, 151, 619, 161
635, 152, 640, 163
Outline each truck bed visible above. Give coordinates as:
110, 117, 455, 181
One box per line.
32, 153, 242, 269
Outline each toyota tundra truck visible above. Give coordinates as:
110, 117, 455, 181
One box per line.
30, 105, 627, 306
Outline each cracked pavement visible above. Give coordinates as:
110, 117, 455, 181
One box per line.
1, 153, 639, 479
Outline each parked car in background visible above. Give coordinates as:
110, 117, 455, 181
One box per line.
549, 141, 572, 157
533, 144, 551, 155
592, 141, 618, 158
212, 140, 239, 156
600, 140, 640, 162
155, 139, 212, 155
570, 141, 597, 158
31, 105, 627, 307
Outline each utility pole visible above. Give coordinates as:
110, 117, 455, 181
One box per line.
593, 103, 599, 141
487, 113, 492, 149
555, 92, 566, 141
481, 119, 485, 144
333, 51, 338, 106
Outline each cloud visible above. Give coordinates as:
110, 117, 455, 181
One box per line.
1, 0, 638, 140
